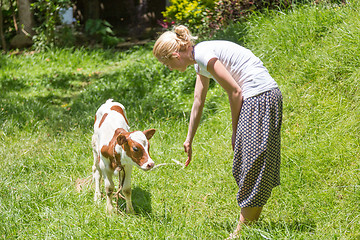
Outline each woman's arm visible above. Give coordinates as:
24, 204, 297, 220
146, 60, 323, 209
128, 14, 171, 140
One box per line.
207, 58, 243, 150
184, 74, 210, 166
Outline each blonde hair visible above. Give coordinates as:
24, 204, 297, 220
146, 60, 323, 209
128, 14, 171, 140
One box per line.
153, 25, 197, 62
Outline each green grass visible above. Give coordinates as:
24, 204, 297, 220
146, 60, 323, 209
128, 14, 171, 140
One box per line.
1, 1, 359, 239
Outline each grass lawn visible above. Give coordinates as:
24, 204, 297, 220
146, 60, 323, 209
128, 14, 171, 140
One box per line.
0, 1, 359, 239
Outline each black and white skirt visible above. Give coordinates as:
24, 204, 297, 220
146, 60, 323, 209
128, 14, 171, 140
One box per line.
233, 88, 283, 208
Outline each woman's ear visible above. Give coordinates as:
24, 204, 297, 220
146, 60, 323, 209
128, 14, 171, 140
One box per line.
172, 52, 180, 59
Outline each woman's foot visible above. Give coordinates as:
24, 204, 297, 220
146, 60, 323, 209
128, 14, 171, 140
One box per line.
226, 207, 263, 239
225, 231, 241, 239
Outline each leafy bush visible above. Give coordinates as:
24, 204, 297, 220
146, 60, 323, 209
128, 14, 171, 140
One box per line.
84, 19, 123, 47
1, 0, 18, 45
31, 0, 73, 48
162, 0, 343, 37
161, 0, 291, 35
206, 0, 292, 34
161, 0, 216, 32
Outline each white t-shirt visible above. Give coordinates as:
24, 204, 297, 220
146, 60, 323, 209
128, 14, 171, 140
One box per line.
194, 40, 278, 99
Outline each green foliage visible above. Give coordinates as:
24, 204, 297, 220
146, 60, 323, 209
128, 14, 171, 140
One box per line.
31, 0, 73, 48
1, 0, 18, 44
0, 1, 359, 239
206, 0, 290, 32
162, 0, 344, 36
84, 19, 113, 37
84, 19, 123, 47
162, 0, 216, 32
53, 25, 76, 47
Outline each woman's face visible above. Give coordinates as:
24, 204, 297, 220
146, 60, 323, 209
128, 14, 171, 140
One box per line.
162, 52, 188, 72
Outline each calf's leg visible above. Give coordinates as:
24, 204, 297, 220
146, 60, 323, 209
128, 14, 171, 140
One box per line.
92, 148, 102, 202
92, 134, 102, 202
92, 163, 102, 202
103, 169, 115, 213
122, 165, 134, 214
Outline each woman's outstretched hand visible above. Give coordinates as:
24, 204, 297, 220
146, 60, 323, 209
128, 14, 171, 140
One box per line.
183, 141, 192, 167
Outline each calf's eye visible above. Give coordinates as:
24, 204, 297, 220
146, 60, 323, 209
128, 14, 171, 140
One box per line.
132, 147, 139, 152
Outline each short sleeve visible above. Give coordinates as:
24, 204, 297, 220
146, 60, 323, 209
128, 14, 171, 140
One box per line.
193, 43, 217, 78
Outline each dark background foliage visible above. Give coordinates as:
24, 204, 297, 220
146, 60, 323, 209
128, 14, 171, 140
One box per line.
0, 0, 344, 50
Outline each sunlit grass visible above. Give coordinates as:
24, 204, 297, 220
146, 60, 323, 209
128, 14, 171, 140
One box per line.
1, 1, 359, 239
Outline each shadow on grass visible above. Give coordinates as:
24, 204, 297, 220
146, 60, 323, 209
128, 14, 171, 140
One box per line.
0, 49, 221, 134
37, 71, 92, 90
0, 71, 106, 134
116, 186, 152, 215
0, 75, 29, 93
0, 70, 182, 134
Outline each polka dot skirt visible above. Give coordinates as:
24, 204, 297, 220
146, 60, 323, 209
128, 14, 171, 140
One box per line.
233, 88, 283, 208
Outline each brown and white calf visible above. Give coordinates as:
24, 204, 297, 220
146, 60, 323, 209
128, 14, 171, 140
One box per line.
91, 99, 155, 213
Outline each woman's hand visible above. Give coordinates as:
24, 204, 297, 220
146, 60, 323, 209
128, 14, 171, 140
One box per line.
183, 74, 209, 167
183, 140, 192, 167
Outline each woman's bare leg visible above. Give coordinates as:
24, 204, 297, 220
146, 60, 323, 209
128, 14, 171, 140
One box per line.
228, 207, 263, 239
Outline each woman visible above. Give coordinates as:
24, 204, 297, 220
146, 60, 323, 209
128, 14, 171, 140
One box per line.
153, 25, 282, 238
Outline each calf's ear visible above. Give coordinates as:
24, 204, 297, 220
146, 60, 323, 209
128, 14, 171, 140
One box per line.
117, 134, 127, 145
143, 129, 156, 140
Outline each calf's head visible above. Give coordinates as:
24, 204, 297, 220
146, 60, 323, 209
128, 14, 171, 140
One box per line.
117, 128, 156, 171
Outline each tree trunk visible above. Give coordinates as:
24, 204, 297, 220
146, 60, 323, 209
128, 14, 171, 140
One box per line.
17, 0, 35, 36
0, 0, 7, 50
10, 0, 35, 48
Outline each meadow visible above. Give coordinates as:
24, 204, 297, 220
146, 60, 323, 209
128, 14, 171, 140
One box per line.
0, 1, 359, 239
